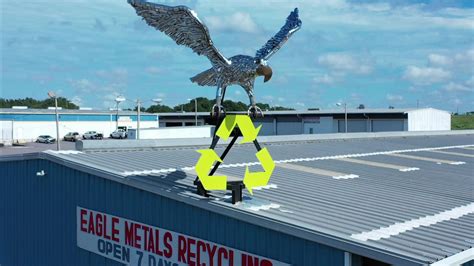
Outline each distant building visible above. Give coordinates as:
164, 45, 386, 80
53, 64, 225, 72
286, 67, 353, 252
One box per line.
0, 107, 451, 144
158, 108, 451, 135
0, 108, 158, 144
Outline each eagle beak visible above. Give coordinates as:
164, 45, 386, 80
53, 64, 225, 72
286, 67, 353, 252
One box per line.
257, 65, 273, 83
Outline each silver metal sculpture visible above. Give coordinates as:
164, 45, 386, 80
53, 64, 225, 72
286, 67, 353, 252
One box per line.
129, 0, 302, 117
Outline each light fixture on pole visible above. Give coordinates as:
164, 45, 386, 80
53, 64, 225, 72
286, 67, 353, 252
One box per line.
188, 98, 198, 126
336, 102, 348, 133
136, 98, 141, 140
115, 96, 126, 130
48, 91, 60, 151
115, 96, 163, 140
151, 98, 162, 128
137, 98, 162, 139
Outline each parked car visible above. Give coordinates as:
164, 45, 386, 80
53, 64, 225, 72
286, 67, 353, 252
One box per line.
82, 131, 103, 140
110, 129, 127, 139
63, 132, 81, 142
36, 135, 56, 144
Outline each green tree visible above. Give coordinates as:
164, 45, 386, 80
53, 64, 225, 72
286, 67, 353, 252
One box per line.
146, 104, 174, 113
0, 97, 79, 109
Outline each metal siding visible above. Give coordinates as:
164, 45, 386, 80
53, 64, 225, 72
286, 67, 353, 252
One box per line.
337, 120, 368, 132
407, 108, 451, 131
303, 117, 334, 134
253, 119, 275, 136
277, 117, 302, 135
371, 120, 405, 132
0, 113, 157, 122
1, 158, 344, 266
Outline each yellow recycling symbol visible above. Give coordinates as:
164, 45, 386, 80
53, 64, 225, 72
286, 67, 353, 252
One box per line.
195, 115, 275, 195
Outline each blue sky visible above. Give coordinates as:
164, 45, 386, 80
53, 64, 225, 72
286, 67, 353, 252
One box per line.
1, 0, 473, 112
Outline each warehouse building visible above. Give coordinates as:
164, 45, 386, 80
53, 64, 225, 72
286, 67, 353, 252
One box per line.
1, 131, 473, 265
158, 108, 451, 135
0, 108, 159, 144
0, 107, 451, 144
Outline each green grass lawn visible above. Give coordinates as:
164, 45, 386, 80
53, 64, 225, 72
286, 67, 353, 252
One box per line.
452, 114, 474, 130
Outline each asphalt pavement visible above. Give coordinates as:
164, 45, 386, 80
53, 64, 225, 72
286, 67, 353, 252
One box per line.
1, 140, 78, 156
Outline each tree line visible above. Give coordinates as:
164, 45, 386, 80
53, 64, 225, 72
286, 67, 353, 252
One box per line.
0, 97, 294, 113
0, 97, 80, 109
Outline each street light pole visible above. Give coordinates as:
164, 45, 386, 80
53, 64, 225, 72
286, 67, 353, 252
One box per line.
194, 98, 198, 126
336, 102, 348, 133
116, 101, 119, 130
115, 96, 125, 131
137, 99, 141, 140
48, 91, 60, 151
344, 103, 348, 133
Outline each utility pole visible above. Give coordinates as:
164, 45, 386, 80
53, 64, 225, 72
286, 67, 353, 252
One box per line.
336, 102, 348, 133
115, 96, 125, 131
344, 103, 348, 133
116, 101, 119, 130
194, 98, 198, 126
137, 99, 141, 140
48, 91, 60, 151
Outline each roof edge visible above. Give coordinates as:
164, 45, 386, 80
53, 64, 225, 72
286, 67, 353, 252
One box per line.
76, 130, 474, 151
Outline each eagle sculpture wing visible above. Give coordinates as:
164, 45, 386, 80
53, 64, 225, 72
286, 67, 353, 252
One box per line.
128, 0, 230, 67
255, 8, 302, 62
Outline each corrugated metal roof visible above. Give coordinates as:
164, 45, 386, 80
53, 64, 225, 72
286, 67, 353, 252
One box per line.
21, 133, 474, 265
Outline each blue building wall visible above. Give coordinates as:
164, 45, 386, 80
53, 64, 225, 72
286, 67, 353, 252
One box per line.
0, 113, 158, 122
1, 158, 345, 266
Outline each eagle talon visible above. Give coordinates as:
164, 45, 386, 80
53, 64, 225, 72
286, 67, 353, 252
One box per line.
248, 106, 263, 118
211, 104, 225, 118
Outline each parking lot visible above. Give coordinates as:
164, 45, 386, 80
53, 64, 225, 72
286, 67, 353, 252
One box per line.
0, 140, 77, 156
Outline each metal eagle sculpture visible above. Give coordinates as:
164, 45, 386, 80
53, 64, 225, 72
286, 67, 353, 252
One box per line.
128, 0, 302, 117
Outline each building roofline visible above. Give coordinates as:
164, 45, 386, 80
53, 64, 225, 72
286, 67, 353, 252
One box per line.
404, 107, 452, 115
1, 107, 450, 116
0, 108, 157, 116
73, 130, 474, 151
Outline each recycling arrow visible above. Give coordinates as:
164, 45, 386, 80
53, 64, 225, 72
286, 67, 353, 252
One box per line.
243, 147, 275, 195
216, 115, 262, 144
195, 149, 227, 190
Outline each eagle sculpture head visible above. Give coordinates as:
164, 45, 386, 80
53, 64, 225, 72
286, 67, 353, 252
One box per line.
256, 63, 273, 83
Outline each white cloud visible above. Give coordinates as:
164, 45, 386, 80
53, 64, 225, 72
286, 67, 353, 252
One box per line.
403, 66, 451, 85
449, 98, 462, 105
454, 49, 474, 64
358, 3, 392, 12
313, 74, 336, 84
318, 53, 373, 74
96, 68, 128, 81
155, 92, 166, 99
262, 95, 274, 102
206, 12, 259, 34
386, 94, 403, 101
428, 54, 452, 65
70, 78, 95, 93
71, 96, 83, 106
444, 82, 473, 92
102, 92, 124, 109
145, 66, 162, 74
466, 76, 474, 87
